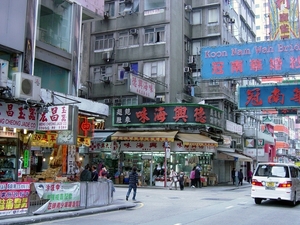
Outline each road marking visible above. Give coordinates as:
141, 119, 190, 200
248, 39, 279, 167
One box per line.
226, 206, 233, 209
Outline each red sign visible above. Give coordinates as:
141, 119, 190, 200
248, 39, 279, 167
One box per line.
78, 116, 94, 137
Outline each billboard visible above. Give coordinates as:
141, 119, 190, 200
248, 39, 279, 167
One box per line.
269, 0, 300, 40
238, 84, 300, 109
200, 38, 300, 80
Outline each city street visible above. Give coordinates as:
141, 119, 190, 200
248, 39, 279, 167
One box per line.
28, 185, 300, 225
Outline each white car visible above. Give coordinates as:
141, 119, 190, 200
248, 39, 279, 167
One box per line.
251, 162, 300, 206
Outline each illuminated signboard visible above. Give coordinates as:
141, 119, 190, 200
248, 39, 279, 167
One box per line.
200, 38, 300, 80
112, 103, 222, 128
238, 84, 300, 109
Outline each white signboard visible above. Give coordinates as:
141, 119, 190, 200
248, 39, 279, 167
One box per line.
0, 102, 37, 129
37, 106, 70, 131
129, 74, 156, 99
226, 120, 243, 135
244, 148, 265, 157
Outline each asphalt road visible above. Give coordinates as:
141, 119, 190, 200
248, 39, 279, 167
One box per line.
14, 185, 300, 225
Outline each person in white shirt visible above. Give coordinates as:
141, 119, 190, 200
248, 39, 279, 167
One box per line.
169, 169, 178, 190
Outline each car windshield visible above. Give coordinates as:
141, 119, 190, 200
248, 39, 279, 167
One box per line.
254, 165, 289, 178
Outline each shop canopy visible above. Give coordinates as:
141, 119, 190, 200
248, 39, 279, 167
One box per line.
176, 133, 218, 147
111, 131, 178, 142
93, 132, 115, 142
218, 151, 253, 162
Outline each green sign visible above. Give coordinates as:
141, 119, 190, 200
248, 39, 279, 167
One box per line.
24, 150, 29, 168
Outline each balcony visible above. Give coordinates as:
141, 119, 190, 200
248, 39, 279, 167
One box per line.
194, 84, 236, 102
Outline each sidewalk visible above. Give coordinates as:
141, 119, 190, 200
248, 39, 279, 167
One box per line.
0, 182, 251, 225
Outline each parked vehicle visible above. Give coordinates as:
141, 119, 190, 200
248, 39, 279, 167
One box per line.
251, 162, 300, 206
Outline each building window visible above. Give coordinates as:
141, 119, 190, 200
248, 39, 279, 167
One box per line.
143, 61, 165, 78
118, 31, 139, 48
208, 8, 219, 24
144, 0, 165, 11
92, 66, 113, 83
37, 0, 72, 52
192, 40, 201, 55
105, 1, 115, 17
184, 37, 192, 52
208, 38, 219, 46
144, 26, 165, 44
119, 0, 139, 15
255, 15, 260, 19
95, 34, 114, 51
121, 96, 138, 106
257, 37, 261, 41
209, 80, 219, 85
256, 26, 260, 30
192, 9, 202, 25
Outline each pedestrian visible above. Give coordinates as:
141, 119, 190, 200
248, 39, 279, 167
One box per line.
247, 169, 253, 183
179, 172, 185, 190
194, 165, 202, 188
169, 169, 178, 190
190, 166, 196, 188
235, 169, 239, 186
80, 164, 92, 182
238, 169, 244, 186
74, 160, 84, 181
231, 168, 236, 185
126, 167, 139, 201
99, 165, 108, 180
152, 164, 160, 185
91, 165, 98, 181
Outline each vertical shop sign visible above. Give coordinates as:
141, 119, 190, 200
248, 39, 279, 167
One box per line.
78, 115, 94, 137
23, 150, 29, 168
62, 145, 67, 174
67, 145, 76, 175
0, 182, 31, 216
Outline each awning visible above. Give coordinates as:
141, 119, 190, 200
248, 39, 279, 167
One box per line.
218, 151, 253, 162
111, 131, 178, 142
93, 132, 115, 142
176, 133, 218, 147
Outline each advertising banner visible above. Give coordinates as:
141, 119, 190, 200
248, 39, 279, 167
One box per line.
238, 83, 300, 109
201, 38, 300, 80
33, 182, 80, 214
0, 182, 31, 217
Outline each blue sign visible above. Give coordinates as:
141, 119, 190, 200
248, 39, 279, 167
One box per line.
201, 38, 300, 80
238, 84, 300, 110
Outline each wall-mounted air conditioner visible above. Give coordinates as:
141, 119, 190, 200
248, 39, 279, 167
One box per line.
114, 98, 121, 105
0, 59, 9, 88
122, 63, 130, 69
104, 11, 110, 19
12, 72, 41, 101
130, 29, 138, 35
188, 56, 194, 64
184, 67, 191, 73
185, 5, 192, 12
102, 51, 112, 61
104, 99, 111, 104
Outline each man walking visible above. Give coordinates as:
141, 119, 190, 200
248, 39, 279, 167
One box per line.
126, 167, 139, 201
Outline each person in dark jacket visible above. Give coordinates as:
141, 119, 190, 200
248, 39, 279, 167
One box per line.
194, 165, 202, 188
238, 169, 244, 186
80, 164, 92, 181
91, 165, 98, 181
126, 167, 139, 201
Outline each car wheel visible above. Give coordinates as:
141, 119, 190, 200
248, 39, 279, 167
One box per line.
254, 198, 262, 204
291, 192, 297, 206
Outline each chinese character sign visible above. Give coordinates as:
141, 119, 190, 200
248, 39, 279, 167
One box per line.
0, 102, 37, 130
37, 105, 71, 130
269, 0, 300, 40
112, 104, 221, 128
33, 182, 80, 214
201, 38, 300, 80
0, 182, 30, 217
239, 84, 300, 109
129, 74, 156, 99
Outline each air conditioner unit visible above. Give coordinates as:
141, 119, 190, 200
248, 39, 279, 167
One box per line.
114, 98, 121, 105
12, 72, 41, 101
184, 67, 191, 73
130, 29, 138, 35
104, 99, 111, 104
185, 5, 192, 12
122, 63, 130, 69
230, 18, 235, 23
102, 51, 112, 61
104, 11, 110, 19
0, 59, 9, 88
156, 96, 165, 103
188, 56, 194, 64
